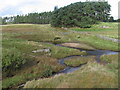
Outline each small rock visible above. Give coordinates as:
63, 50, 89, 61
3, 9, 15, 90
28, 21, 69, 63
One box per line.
61, 27, 68, 30
46, 53, 52, 56
101, 26, 110, 28
81, 51, 86, 54
32, 48, 51, 53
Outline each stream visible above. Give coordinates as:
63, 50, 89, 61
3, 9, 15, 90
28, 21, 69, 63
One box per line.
54, 44, 119, 74
17, 43, 119, 88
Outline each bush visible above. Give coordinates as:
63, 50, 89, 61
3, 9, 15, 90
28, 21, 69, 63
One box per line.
2, 48, 27, 71
41, 65, 53, 77
77, 23, 91, 28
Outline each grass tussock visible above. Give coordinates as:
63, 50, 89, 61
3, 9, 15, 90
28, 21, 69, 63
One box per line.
64, 56, 95, 67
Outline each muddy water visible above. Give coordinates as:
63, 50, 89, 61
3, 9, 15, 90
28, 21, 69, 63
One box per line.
56, 44, 119, 74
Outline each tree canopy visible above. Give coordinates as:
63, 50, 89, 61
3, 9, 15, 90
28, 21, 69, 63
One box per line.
51, 1, 111, 28
2, 1, 112, 28
2, 12, 52, 25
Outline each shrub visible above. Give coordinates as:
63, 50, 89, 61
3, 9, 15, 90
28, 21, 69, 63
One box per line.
41, 65, 53, 77
2, 48, 27, 71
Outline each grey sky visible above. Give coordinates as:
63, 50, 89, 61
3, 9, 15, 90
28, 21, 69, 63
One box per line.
0, 0, 119, 19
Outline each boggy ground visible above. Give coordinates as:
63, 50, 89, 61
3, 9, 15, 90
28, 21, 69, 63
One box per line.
24, 58, 118, 88
25, 52, 118, 88
2, 22, 119, 88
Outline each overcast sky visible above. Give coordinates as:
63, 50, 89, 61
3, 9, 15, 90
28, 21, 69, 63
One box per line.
0, 0, 119, 19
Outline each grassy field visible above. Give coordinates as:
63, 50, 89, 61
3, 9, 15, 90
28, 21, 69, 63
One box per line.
70, 22, 119, 39
24, 55, 118, 88
2, 22, 119, 88
24, 54, 118, 88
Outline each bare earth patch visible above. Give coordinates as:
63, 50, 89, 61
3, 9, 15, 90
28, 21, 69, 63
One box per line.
61, 43, 95, 50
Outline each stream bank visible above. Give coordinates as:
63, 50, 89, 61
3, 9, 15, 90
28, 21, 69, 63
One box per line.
18, 42, 119, 89
55, 43, 119, 74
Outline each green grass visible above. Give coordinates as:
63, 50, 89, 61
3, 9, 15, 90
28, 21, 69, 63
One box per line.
2, 56, 65, 88
100, 54, 119, 70
2, 22, 119, 88
10, 23, 118, 51
78, 35, 119, 51
64, 56, 95, 67
24, 61, 118, 88
2, 33, 86, 88
70, 22, 118, 32
70, 22, 119, 39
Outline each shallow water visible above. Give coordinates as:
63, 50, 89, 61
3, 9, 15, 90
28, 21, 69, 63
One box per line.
56, 44, 119, 74
39, 42, 119, 74
18, 43, 119, 88
58, 66, 81, 74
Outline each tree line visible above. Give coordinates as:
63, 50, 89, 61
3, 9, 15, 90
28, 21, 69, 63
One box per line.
51, 1, 116, 28
1, 1, 119, 28
2, 12, 52, 24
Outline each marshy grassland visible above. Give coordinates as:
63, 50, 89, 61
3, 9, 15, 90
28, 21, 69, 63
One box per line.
64, 56, 96, 67
2, 22, 119, 88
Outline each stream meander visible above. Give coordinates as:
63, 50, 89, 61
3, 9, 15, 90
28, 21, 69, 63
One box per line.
55, 44, 119, 74
18, 43, 119, 88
